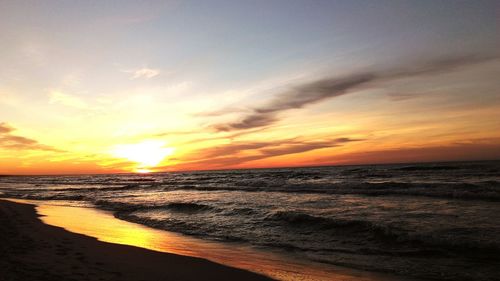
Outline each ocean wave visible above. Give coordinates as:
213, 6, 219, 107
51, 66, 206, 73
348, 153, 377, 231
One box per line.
2, 179, 500, 201
113, 212, 249, 243
265, 211, 399, 238
0, 193, 86, 201
165, 202, 214, 212
396, 165, 460, 171
93, 200, 215, 214
264, 211, 500, 254
155, 181, 500, 201
225, 207, 258, 216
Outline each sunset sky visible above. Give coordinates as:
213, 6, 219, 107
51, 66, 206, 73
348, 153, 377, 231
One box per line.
1, 0, 499, 174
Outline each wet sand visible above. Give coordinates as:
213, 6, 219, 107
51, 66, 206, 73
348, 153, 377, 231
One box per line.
0, 198, 420, 281
0, 199, 272, 281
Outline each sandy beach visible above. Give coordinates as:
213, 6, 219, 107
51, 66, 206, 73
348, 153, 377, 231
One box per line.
0, 199, 272, 281
1, 198, 408, 281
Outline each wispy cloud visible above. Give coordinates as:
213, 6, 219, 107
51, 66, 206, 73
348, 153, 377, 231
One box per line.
310, 138, 500, 165
175, 137, 362, 168
0, 122, 63, 152
49, 90, 88, 109
0, 122, 15, 134
124, 68, 160, 79
213, 54, 497, 132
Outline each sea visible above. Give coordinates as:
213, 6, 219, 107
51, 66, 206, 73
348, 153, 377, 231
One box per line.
1, 161, 499, 281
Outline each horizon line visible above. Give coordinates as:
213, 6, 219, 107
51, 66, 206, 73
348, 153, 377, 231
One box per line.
1, 158, 499, 177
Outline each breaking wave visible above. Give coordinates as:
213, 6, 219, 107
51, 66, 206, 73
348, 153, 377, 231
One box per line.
94, 200, 215, 214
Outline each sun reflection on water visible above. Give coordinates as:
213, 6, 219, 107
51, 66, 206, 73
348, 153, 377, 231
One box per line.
34, 202, 402, 281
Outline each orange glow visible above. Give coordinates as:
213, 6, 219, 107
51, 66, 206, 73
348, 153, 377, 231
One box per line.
111, 140, 175, 172
0, 1, 498, 175
136, 168, 152, 173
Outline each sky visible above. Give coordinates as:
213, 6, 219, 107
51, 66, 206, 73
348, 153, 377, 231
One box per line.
0, 0, 499, 174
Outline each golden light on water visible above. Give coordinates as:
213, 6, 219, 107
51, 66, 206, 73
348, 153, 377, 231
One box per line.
33, 201, 382, 281
111, 140, 175, 172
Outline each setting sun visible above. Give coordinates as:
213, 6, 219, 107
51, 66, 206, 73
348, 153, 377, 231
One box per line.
111, 140, 174, 171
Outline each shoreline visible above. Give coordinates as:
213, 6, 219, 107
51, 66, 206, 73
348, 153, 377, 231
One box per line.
0, 198, 417, 281
0, 199, 272, 281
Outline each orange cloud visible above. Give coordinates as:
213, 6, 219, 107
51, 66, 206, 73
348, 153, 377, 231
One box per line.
0, 122, 62, 152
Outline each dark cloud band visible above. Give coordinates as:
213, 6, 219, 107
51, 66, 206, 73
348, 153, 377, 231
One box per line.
213, 54, 497, 132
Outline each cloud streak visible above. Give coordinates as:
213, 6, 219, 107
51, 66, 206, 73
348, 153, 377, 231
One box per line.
214, 54, 497, 132
309, 138, 500, 166
129, 68, 160, 79
175, 137, 362, 168
0, 122, 14, 134
0, 122, 62, 152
